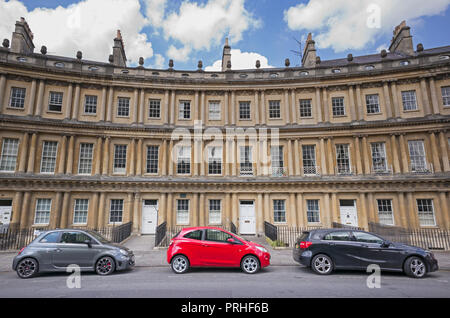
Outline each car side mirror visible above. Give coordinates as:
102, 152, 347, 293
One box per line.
381, 240, 391, 248
84, 240, 92, 248
227, 238, 236, 244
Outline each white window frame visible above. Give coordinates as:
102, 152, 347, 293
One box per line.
34, 198, 52, 225
371, 142, 388, 173
402, 90, 418, 111
117, 97, 130, 117
416, 199, 436, 227
73, 199, 89, 225
78, 143, 94, 175
176, 145, 191, 175
149, 99, 161, 119
9, 87, 26, 109
113, 144, 127, 174
84, 95, 98, 114
208, 199, 222, 225
40, 141, 58, 174
366, 94, 380, 114
377, 199, 394, 226
179, 101, 191, 120
299, 99, 312, 118
442, 86, 450, 107
268, 100, 281, 119
408, 140, 428, 172
306, 199, 320, 224
176, 199, 190, 225
273, 199, 286, 223
0, 138, 19, 172
146, 145, 159, 174
208, 146, 222, 175
302, 145, 317, 175
48, 91, 64, 112
109, 199, 124, 224
208, 101, 221, 121
332, 97, 346, 117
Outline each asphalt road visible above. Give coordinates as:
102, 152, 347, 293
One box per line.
0, 265, 449, 298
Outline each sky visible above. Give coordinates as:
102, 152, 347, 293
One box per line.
0, 0, 450, 71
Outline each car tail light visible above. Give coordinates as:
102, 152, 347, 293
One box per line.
18, 247, 25, 255
299, 241, 312, 249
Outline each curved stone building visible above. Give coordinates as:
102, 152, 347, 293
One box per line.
0, 18, 449, 235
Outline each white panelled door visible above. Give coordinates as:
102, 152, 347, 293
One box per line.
142, 200, 158, 235
239, 201, 256, 235
339, 200, 358, 227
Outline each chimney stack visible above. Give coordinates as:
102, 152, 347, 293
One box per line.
389, 21, 414, 56
112, 30, 127, 67
10, 17, 35, 54
302, 33, 317, 68
221, 38, 231, 72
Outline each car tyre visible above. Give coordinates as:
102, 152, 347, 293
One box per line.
171, 255, 190, 274
95, 256, 116, 276
16, 258, 39, 279
241, 255, 260, 274
404, 256, 427, 278
311, 254, 334, 275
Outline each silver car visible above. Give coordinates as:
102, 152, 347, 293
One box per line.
12, 229, 135, 278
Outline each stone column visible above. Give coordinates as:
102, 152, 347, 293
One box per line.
18, 132, 29, 173
289, 193, 297, 227
94, 137, 102, 175
383, 81, 393, 118
390, 134, 401, 174
254, 91, 260, 125
348, 85, 357, 121
194, 91, 199, 121
106, 86, 114, 122
428, 131, 441, 173
124, 193, 133, 224
257, 193, 263, 233
223, 91, 230, 126
57, 135, 67, 175
297, 193, 305, 227
399, 134, 409, 173
439, 192, 449, 229
354, 136, 363, 175
356, 84, 364, 121
294, 139, 301, 176
158, 193, 167, 225
322, 87, 329, 122
136, 138, 143, 176
359, 193, 368, 230
168, 139, 174, 175
284, 89, 290, 124
291, 89, 297, 124
50, 192, 63, 228
164, 90, 170, 125
439, 131, 450, 172
391, 81, 399, 118
89, 192, 99, 228
397, 193, 408, 228
287, 139, 294, 176
327, 138, 334, 175
34, 79, 45, 117
231, 138, 237, 176
97, 193, 106, 228
420, 77, 431, 116
102, 137, 110, 175
263, 193, 270, 224
200, 91, 205, 123
26, 132, 37, 173
129, 139, 136, 176
367, 192, 376, 224
161, 139, 168, 176
65, 83, 73, 120
429, 77, 440, 115
72, 84, 80, 120
323, 193, 331, 227
66, 135, 75, 175
315, 87, 323, 123
100, 86, 107, 121
406, 192, 419, 228
260, 90, 266, 125
231, 91, 236, 125
166, 193, 173, 227
232, 193, 238, 227
170, 90, 176, 125
199, 193, 205, 226
20, 192, 31, 229
11, 191, 23, 226
331, 193, 338, 224
132, 88, 139, 124
361, 135, 370, 175
0, 74, 6, 114
225, 193, 231, 225
26, 79, 37, 116
60, 192, 71, 228
319, 137, 327, 176
139, 89, 145, 124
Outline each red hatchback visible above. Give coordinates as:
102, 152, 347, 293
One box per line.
167, 227, 271, 274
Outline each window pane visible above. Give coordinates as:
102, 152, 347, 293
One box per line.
416, 199, 436, 226
184, 230, 202, 240
146, 146, 159, 174
371, 142, 387, 172
61, 232, 92, 244
402, 91, 417, 111
205, 229, 232, 242
117, 97, 130, 117
177, 146, 191, 174
442, 86, 450, 107
307, 200, 320, 223
269, 101, 281, 119
177, 199, 189, 225
73, 199, 89, 224
336, 144, 351, 174
78, 143, 94, 174
9, 87, 26, 108
208, 147, 222, 175
208, 101, 221, 120
239, 102, 251, 120
114, 145, 127, 173
239, 146, 253, 175
324, 231, 352, 241
353, 232, 384, 244
332, 97, 345, 116
84, 95, 97, 114
377, 199, 394, 225
273, 200, 286, 223
0, 138, 19, 172
299, 99, 312, 118
35, 199, 52, 225
48, 92, 63, 112
109, 199, 123, 223
40, 141, 58, 173
408, 140, 427, 172
366, 94, 380, 114
302, 145, 317, 175
209, 199, 221, 224
179, 101, 191, 119
149, 99, 161, 118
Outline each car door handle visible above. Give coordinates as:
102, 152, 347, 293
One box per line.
53, 248, 62, 253
202, 244, 210, 247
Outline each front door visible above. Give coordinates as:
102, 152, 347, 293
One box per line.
239, 201, 256, 235
339, 200, 358, 227
0, 200, 12, 231
142, 200, 158, 235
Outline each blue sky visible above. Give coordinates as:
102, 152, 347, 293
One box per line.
1, 0, 450, 70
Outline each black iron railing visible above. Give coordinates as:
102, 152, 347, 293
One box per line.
264, 222, 278, 241
155, 222, 167, 247
0, 222, 133, 251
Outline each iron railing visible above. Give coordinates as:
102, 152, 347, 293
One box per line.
0, 222, 133, 251
409, 163, 434, 174
369, 222, 450, 250
155, 222, 167, 247
271, 167, 287, 177
264, 221, 278, 241
303, 165, 321, 176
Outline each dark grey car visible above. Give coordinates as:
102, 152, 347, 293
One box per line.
12, 229, 135, 278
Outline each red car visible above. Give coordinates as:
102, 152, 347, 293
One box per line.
167, 227, 271, 274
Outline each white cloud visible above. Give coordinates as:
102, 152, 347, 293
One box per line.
284, 0, 450, 52
0, 0, 154, 65
205, 49, 273, 71
151, 0, 261, 62
152, 53, 166, 69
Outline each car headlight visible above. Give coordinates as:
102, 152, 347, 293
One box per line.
256, 246, 268, 253
119, 249, 128, 256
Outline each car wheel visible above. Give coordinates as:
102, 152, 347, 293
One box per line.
171, 255, 190, 274
95, 256, 116, 276
311, 254, 334, 275
404, 256, 427, 278
241, 255, 260, 274
16, 258, 39, 279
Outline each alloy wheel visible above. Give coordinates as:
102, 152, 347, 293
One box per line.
17, 258, 38, 278
313, 256, 332, 274
96, 257, 115, 275
242, 256, 259, 274
410, 258, 426, 278
172, 256, 189, 274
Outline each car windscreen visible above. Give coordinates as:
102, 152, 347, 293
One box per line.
85, 230, 111, 243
